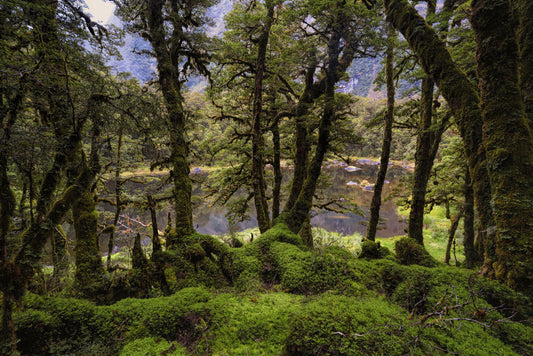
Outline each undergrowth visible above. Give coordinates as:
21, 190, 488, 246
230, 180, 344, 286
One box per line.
13, 223, 533, 355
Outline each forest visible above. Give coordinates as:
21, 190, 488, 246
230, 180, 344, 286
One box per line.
1, 0, 532, 354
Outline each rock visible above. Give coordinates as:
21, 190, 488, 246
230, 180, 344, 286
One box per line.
345, 181, 358, 186
345, 166, 361, 172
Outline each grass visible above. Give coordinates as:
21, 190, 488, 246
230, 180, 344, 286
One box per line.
378, 205, 465, 264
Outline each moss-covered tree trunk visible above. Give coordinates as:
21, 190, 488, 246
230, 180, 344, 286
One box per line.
463, 165, 479, 268
272, 122, 282, 220
283, 64, 316, 213
408, 75, 434, 245
367, 25, 395, 242
284, 26, 342, 236
146, 0, 194, 245
0, 89, 19, 356
73, 192, 105, 299
383, 0, 496, 275
251, 2, 275, 233
107, 129, 123, 270
471, 0, 533, 292
445, 207, 463, 265
51, 226, 68, 278
518, 0, 533, 130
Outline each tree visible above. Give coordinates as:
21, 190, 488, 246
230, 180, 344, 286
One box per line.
383, 0, 533, 292
0, 1, 118, 351
113, 0, 216, 246
367, 24, 395, 241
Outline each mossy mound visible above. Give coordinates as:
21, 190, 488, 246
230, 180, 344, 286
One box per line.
358, 239, 391, 259
14, 224, 533, 355
395, 237, 437, 267
16, 284, 531, 355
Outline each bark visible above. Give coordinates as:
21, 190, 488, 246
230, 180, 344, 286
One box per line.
147, 194, 169, 294
445, 207, 464, 265
147, 195, 162, 254
146, 0, 194, 244
2, 1, 83, 351
367, 24, 395, 242
132, 233, 149, 270
73, 191, 105, 299
384, 0, 496, 275
251, 3, 275, 233
471, 0, 533, 292
272, 122, 282, 220
284, 24, 342, 235
283, 65, 316, 213
518, 0, 533, 130
283, 26, 357, 216
51, 226, 68, 278
405, 0, 446, 246
408, 75, 434, 245
107, 129, 123, 270
463, 165, 479, 268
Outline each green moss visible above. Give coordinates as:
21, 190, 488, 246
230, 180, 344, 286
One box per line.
283, 294, 410, 355
268, 242, 365, 295
198, 292, 303, 355
395, 237, 437, 267
119, 338, 186, 356
14, 277, 532, 356
359, 240, 391, 259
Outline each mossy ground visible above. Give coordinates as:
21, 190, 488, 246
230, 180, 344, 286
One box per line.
12, 222, 533, 355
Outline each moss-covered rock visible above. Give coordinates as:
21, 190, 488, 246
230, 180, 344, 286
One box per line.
119, 338, 186, 356
395, 237, 437, 267
268, 242, 365, 295
359, 239, 391, 259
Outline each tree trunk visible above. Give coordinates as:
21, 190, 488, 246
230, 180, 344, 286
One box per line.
147, 194, 169, 294
471, 0, 533, 292
251, 3, 275, 233
146, 0, 194, 245
408, 75, 434, 245
406, 0, 440, 246
445, 207, 464, 265
283, 65, 316, 213
272, 122, 282, 220
518, 0, 533, 130
384, 0, 496, 275
107, 129, 123, 270
284, 26, 342, 235
367, 24, 395, 242
52, 226, 68, 278
73, 191, 105, 299
463, 165, 479, 268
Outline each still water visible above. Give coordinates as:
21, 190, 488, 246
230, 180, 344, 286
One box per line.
96, 161, 409, 254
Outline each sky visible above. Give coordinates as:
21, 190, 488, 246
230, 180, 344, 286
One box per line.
84, 0, 115, 24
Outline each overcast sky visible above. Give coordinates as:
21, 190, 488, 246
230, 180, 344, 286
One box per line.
84, 0, 115, 24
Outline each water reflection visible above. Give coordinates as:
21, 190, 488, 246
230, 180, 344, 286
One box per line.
95, 162, 409, 254
191, 163, 407, 238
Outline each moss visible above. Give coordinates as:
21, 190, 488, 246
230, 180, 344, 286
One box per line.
395, 237, 437, 267
119, 338, 186, 356
197, 292, 302, 355
73, 192, 106, 301
283, 294, 410, 355
359, 240, 391, 259
268, 242, 365, 295
14, 280, 532, 356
